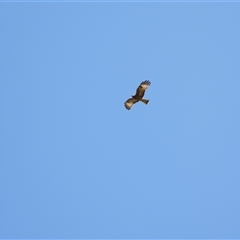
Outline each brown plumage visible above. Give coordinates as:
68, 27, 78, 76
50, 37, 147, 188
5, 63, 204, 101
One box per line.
124, 80, 151, 110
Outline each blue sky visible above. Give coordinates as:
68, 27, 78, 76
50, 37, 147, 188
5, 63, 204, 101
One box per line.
0, 2, 240, 239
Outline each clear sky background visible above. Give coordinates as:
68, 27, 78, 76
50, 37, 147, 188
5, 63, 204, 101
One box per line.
0, 2, 240, 239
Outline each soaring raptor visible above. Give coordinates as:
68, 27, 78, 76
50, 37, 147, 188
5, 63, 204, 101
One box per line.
124, 80, 151, 110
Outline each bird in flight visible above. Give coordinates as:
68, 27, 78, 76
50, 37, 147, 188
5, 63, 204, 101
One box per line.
124, 80, 151, 110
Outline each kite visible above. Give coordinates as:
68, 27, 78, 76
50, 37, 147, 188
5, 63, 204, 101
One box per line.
124, 80, 151, 110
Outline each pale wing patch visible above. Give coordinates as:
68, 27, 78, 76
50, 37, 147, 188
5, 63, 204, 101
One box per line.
125, 101, 133, 110
124, 98, 138, 110
140, 80, 151, 90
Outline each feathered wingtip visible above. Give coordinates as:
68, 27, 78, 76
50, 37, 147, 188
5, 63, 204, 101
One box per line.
142, 80, 151, 86
124, 103, 131, 110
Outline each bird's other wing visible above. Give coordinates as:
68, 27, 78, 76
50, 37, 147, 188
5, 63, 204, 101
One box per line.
135, 80, 151, 98
124, 98, 139, 110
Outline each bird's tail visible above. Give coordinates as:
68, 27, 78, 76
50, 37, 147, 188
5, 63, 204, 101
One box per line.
140, 99, 149, 104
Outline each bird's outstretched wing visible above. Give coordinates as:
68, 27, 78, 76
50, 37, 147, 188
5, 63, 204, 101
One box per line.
135, 80, 151, 98
124, 98, 139, 110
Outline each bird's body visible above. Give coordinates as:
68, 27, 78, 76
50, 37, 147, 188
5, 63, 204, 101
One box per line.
124, 80, 151, 110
